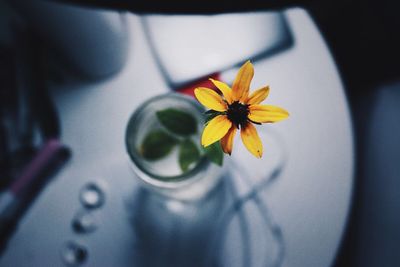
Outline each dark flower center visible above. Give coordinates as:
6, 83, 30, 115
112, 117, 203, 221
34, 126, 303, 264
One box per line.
227, 101, 249, 128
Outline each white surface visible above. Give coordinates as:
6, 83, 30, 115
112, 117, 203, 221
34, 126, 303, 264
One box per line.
143, 12, 291, 86
0, 8, 353, 267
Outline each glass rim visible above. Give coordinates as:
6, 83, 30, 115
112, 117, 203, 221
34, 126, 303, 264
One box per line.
125, 93, 211, 188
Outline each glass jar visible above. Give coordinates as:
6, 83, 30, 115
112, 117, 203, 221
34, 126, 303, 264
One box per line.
125, 93, 224, 200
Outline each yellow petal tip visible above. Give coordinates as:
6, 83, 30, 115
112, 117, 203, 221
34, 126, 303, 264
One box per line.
251, 149, 262, 158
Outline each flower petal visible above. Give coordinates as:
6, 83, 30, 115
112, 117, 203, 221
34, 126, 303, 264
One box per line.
246, 86, 270, 105
248, 105, 289, 123
240, 123, 263, 158
220, 125, 237, 155
232, 60, 254, 102
201, 115, 232, 147
209, 78, 233, 104
194, 87, 227, 112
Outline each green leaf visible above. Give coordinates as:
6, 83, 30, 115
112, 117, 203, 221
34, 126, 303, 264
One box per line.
204, 141, 224, 166
156, 108, 197, 136
140, 130, 178, 161
204, 110, 222, 124
178, 139, 200, 172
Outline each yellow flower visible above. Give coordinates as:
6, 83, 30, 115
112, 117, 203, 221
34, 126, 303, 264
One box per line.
194, 60, 289, 158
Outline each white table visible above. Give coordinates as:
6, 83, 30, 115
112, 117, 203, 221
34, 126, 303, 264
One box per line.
0, 8, 353, 267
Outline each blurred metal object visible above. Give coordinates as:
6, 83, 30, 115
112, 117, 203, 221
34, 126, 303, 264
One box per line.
79, 182, 106, 209
143, 12, 292, 87
60, 241, 88, 266
71, 210, 98, 234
